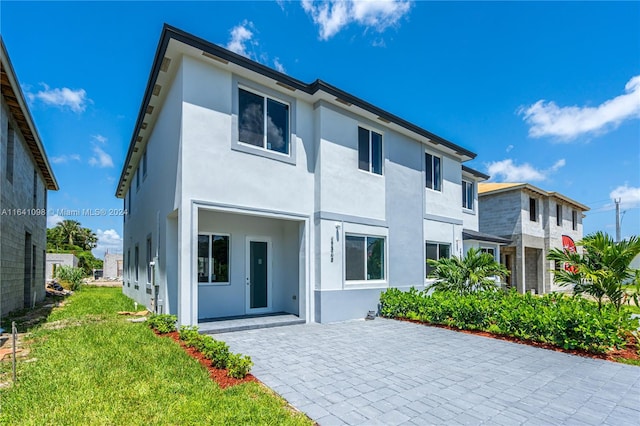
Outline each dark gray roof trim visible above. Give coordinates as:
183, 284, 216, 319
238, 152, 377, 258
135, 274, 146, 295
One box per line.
462, 165, 489, 180
462, 229, 511, 244
116, 24, 478, 196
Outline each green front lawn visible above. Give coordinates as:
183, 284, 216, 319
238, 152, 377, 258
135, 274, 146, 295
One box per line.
0, 287, 311, 425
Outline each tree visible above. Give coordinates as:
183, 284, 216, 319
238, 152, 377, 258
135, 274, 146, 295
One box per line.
427, 248, 509, 295
547, 232, 640, 312
46, 220, 103, 276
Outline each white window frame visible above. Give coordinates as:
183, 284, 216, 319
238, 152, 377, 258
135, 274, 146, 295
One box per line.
197, 232, 231, 286
344, 233, 387, 286
462, 180, 474, 211
237, 86, 291, 156
357, 125, 384, 176
425, 152, 442, 192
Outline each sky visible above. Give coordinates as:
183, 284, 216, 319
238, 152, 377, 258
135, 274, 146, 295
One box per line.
1, 1, 639, 258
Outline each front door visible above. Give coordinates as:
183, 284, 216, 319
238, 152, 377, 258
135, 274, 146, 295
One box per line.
246, 238, 271, 313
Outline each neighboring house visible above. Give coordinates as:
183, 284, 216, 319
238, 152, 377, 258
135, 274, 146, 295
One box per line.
103, 252, 123, 280
45, 253, 79, 280
478, 183, 589, 294
117, 25, 491, 325
1, 38, 59, 315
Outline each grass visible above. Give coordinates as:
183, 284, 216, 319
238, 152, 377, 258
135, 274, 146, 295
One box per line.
0, 287, 311, 425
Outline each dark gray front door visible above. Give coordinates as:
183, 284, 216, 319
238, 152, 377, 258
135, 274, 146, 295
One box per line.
249, 241, 268, 309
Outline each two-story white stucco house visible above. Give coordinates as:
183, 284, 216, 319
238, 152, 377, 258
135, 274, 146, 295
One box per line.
1, 38, 59, 317
478, 183, 589, 294
117, 25, 500, 326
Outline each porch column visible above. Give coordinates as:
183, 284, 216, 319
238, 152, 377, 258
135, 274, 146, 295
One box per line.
177, 202, 198, 326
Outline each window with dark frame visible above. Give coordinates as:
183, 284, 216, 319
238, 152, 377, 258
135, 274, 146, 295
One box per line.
33, 170, 38, 209
572, 210, 578, 230
462, 180, 474, 210
127, 250, 131, 287
146, 236, 152, 284
357, 127, 383, 175
134, 245, 139, 283
197, 234, 230, 284
238, 88, 290, 155
529, 197, 537, 222
6, 123, 14, 183
136, 168, 140, 190
142, 149, 147, 178
425, 153, 441, 191
556, 203, 563, 226
345, 235, 385, 281
426, 242, 450, 277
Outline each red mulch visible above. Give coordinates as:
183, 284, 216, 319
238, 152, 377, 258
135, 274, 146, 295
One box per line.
397, 318, 640, 363
154, 330, 258, 389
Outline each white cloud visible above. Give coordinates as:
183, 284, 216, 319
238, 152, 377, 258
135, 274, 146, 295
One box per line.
50, 154, 81, 164
47, 213, 65, 228
486, 158, 566, 182
26, 83, 89, 113
273, 58, 286, 73
519, 75, 640, 140
301, 0, 412, 40
94, 229, 123, 258
226, 20, 256, 58
92, 134, 107, 144
609, 184, 640, 209
505, 144, 514, 153
88, 146, 114, 168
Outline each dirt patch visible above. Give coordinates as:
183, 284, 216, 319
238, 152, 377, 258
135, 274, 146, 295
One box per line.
157, 331, 258, 389
86, 279, 123, 288
397, 318, 640, 363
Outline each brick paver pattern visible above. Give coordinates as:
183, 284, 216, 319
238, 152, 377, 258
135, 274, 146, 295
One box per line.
218, 318, 640, 425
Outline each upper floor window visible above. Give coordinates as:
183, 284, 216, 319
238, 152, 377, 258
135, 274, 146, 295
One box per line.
6, 123, 14, 184
462, 180, 474, 210
556, 204, 562, 226
33, 170, 38, 209
345, 235, 385, 281
136, 168, 140, 190
425, 153, 441, 191
572, 210, 578, 230
142, 148, 148, 178
426, 242, 450, 277
238, 88, 289, 155
529, 197, 537, 222
358, 127, 383, 175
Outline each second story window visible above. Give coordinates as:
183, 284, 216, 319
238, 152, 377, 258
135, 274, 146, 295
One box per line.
572, 210, 578, 230
529, 197, 538, 222
238, 88, 290, 155
556, 203, 563, 226
462, 180, 474, 210
6, 123, 14, 184
142, 148, 147, 178
425, 153, 441, 191
358, 127, 383, 175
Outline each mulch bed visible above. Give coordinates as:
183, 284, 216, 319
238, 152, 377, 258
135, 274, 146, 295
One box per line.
155, 330, 258, 389
396, 317, 640, 363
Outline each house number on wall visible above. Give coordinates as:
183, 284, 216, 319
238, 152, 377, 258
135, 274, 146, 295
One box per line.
330, 237, 334, 263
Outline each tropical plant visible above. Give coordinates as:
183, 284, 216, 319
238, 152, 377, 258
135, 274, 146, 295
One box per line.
226, 353, 253, 379
427, 248, 509, 295
147, 314, 177, 333
548, 232, 640, 312
55, 265, 85, 291
47, 220, 102, 275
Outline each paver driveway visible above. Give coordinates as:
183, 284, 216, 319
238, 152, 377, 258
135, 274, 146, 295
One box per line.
218, 318, 640, 425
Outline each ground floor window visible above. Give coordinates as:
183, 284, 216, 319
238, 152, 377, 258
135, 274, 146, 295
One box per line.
481, 247, 496, 259
345, 235, 385, 281
198, 234, 230, 284
426, 242, 450, 277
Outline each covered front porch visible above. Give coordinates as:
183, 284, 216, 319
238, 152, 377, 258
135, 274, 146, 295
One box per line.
175, 202, 310, 326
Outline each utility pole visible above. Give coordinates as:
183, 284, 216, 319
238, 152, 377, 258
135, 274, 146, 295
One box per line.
615, 198, 621, 243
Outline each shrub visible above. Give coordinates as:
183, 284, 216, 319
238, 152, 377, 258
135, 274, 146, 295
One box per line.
147, 314, 177, 334
55, 266, 85, 291
226, 353, 253, 379
201, 339, 231, 369
379, 287, 637, 354
179, 325, 202, 346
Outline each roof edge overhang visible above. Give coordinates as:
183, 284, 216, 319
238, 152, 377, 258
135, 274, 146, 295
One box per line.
462, 229, 511, 245
479, 183, 589, 212
1, 37, 58, 190
462, 165, 489, 181
116, 24, 478, 197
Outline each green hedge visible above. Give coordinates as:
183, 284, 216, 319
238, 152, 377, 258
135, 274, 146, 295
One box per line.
380, 288, 638, 354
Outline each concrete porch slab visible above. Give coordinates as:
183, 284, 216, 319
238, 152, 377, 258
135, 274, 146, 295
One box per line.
198, 313, 304, 334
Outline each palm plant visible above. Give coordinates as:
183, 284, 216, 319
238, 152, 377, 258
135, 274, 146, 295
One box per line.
58, 219, 82, 247
548, 232, 640, 312
427, 248, 509, 295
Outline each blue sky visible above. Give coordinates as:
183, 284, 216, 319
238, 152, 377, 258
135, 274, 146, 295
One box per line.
2, 1, 639, 258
